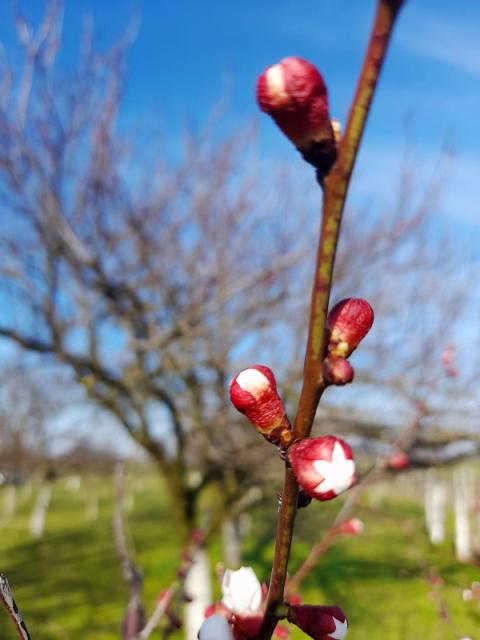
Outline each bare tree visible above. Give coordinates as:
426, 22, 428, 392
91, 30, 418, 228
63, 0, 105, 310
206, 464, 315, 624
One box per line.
0, 3, 315, 540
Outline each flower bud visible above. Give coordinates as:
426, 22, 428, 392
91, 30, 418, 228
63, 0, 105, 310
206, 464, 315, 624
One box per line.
230, 365, 292, 447
387, 451, 409, 470
338, 518, 364, 536
327, 298, 374, 358
441, 343, 455, 367
287, 605, 348, 640
232, 613, 263, 639
256, 57, 336, 178
222, 567, 262, 616
288, 436, 356, 501
323, 356, 354, 386
198, 614, 234, 640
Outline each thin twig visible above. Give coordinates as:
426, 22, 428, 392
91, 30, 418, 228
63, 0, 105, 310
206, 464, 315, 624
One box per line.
138, 588, 175, 640
258, 2, 405, 637
113, 464, 145, 639
287, 405, 422, 594
0, 574, 32, 640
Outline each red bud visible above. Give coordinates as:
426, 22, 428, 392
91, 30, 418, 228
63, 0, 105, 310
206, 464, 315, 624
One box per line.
232, 613, 263, 639
287, 605, 348, 640
327, 298, 374, 358
338, 518, 364, 536
288, 436, 356, 501
387, 452, 409, 470
230, 365, 292, 447
323, 356, 354, 386
256, 57, 336, 176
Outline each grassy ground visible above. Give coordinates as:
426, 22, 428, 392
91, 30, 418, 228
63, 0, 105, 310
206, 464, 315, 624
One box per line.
0, 471, 478, 639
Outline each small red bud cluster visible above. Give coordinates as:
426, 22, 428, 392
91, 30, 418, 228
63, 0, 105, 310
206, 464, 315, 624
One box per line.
323, 298, 374, 387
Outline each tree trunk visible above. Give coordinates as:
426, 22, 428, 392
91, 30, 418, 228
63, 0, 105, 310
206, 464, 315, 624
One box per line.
454, 468, 473, 563
29, 483, 52, 538
184, 548, 212, 640
424, 472, 446, 545
2, 485, 17, 522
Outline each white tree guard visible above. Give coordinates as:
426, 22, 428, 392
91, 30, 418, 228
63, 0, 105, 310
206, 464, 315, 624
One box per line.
184, 548, 212, 640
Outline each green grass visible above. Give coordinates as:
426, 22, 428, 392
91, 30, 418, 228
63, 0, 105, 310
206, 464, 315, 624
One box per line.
0, 473, 478, 639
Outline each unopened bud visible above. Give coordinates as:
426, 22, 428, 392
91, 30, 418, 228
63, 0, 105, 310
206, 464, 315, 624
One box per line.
222, 567, 262, 616
232, 613, 263, 639
387, 452, 409, 470
323, 356, 354, 386
230, 365, 292, 447
441, 343, 456, 367
338, 518, 364, 536
273, 625, 290, 639
287, 605, 348, 640
256, 57, 336, 179
288, 436, 356, 501
327, 298, 374, 358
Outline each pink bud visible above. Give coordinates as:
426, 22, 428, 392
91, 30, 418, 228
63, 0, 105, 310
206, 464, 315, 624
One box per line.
288, 436, 356, 501
273, 625, 290, 639
387, 452, 409, 470
230, 365, 292, 447
338, 518, 364, 536
323, 356, 354, 386
441, 343, 456, 367
327, 299, 374, 358
191, 528, 203, 545
287, 605, 348, 640
446, 367, 459, 379
256, 57, 336, 176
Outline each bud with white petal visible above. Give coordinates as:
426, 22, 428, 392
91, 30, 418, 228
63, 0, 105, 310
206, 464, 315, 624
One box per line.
221, 567, 262, 616
229, 365, 292, 447
288, 436, 356, 501
338, 518, 364, 536
256, 56, 336, 179
287, 605, 348, 640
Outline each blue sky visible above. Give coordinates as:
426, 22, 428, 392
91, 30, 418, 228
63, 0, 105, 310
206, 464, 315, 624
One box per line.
0, 0, 478, 232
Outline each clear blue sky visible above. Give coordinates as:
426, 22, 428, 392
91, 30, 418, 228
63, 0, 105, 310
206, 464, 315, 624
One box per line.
0, 0, 478, 231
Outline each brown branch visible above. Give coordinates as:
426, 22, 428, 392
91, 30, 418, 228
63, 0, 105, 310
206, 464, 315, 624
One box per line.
259, 3, 405, 636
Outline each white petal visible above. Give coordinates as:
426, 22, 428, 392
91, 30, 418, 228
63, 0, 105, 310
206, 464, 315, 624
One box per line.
236, 369, 270, 399
331, 441, 348, 463
330, 616, 348, 640
221, 567, 262, 614
313, 458, 355, 495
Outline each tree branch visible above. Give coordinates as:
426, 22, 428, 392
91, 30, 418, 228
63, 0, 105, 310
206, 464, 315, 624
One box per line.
258, 2, 405, 637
